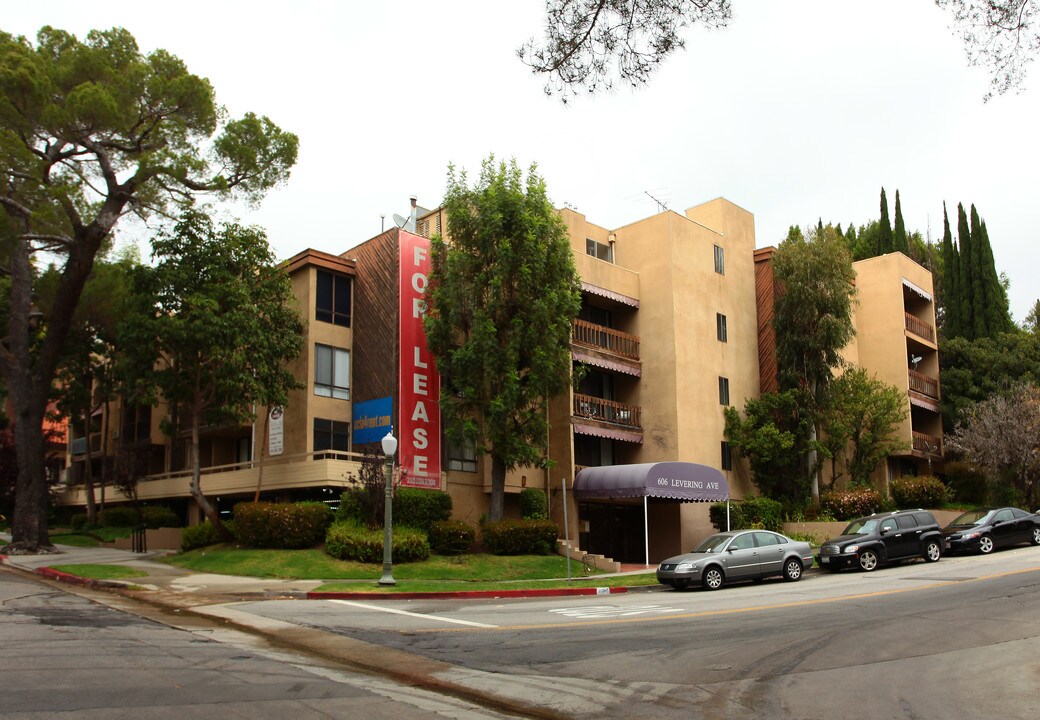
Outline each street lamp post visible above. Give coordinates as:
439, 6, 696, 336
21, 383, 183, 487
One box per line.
378, 430, 398, 586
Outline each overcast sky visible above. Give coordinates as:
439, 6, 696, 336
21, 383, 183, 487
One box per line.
7, 1, 1038, 322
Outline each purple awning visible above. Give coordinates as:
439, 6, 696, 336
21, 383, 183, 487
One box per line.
573, 462, 729, 502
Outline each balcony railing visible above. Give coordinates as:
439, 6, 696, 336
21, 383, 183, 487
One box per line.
905, 312, 935, 343
912, 431, 943, 457
573, 393, 642, 429
908, 369, 940, 399
572, 319, 640, 360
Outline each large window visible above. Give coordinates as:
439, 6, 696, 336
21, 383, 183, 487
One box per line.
586, 238, 614, 263
718, 376, 730, 406
315, 344, 350, 399
316, 270, 351, 327
446, 437, 478, 472
716, 313, 728, 342
313, 418, 349, 452
714, 244, 725, 275
121, 403, 152, 444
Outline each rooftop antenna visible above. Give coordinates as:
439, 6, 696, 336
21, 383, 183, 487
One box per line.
645, 190, 669, 213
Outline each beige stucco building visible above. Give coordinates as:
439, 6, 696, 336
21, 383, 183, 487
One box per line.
56, 197, 941, 565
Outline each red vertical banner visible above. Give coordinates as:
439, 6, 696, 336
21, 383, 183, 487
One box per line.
398, 231, 442, 488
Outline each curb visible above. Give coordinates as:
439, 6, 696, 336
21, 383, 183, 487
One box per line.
307, 586, 631, 600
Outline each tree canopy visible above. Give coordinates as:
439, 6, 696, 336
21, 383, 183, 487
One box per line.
523, 1, 1039, 101
0, 26, 297, 551
120, 211, 303, 534
424, 157, 582, 521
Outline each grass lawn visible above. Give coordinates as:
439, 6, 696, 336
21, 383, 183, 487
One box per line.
49, 564, 147, 580
161, 545, 662, 592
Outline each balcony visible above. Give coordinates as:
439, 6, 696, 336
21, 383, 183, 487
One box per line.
908, 369, 940, 400
573, 393, 642, 429
572, 319, 639, 360
905, 312, 935, 343
912, 431, 943, 457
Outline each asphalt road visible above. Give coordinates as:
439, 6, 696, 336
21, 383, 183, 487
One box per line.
0, 570, 525, 719
228, 546, 1040, 719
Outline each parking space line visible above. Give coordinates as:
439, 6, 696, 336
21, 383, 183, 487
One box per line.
328, 599, 498, 628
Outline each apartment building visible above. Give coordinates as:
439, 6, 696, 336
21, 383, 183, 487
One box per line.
55, 197, 941, 566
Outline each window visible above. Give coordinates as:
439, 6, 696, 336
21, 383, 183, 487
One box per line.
714, 244, 725, 275
121, 403, 152, 444
315, 344, 350, 399
585, 238, 614, 263
446, 437, 478, 472
316, 270, 351, 327
313, 418, 349, 452
716, 313, 728, 342
718, 376, 730, 406
753, 531, 781, 547
721, 441, 733, 471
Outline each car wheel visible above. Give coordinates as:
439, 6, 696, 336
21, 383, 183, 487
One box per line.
671, 580, 690, 591
702, 566, 725, 591
783, 558, 803, 582
1031, 527, 1040, 546
858, 549, 879, 572
978, 534, 995, 554
923, 540, 942, 562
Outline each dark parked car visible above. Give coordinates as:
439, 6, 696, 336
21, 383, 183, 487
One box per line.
942, 507, 1040, 554
817, 509, 943, 572
656, 530, 815, 591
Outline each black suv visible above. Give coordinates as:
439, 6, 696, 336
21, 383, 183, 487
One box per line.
817, 509, 944, 572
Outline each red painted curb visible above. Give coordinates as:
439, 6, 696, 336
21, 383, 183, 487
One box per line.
36, 567, 92, 586
307, 586, 629, 600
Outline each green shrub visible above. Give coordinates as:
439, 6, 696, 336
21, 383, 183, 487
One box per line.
140, 506, 181, 529
520, 488, 548, 520
943, 461, 988, 505
336, 489, 366, 524
99, 506, 138, 528
740, 496, 784, 531
324, 520, 430, 563
232, 502, 332, 549
181, 520, 235, 552
710, 501, 742, 531
394, 488, 452, 531
70, 513, 88, 531
428, 519, 476, 555
891, 476, 950, 508
821, 488, 885, 520
481, 519, 559, 555
709, 497, 782, 531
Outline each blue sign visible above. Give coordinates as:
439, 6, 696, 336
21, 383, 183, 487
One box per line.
353, 397, 393, 445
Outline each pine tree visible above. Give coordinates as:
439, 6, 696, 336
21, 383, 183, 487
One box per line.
878, 188, 894, 254
977, 216, 1014, 336
893, 190, 909, 254
940, 202, 961, 338
956, 203, 975, 340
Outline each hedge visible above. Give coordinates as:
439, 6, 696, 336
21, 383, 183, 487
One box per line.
820, 488, 885, 520
393, 488, 453, 530
324, 521, 430, 563
428, 519, 476, 555
891, 476, 950, 509
181, 520, 235, 552
481, 519, 558, 555
709, 496, 783, 532
520, 488, 548, 520
232, 501, 332, 549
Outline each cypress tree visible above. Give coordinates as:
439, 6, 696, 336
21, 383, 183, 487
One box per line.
940, 202, 961, 338
893, 190, 909, 254
969, 205, 988, 340
977, 216, 1014, 336
878, 188, 893, 254
956, 203, 975, 340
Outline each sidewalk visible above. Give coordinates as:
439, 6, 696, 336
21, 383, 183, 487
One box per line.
0, 533, 656, 603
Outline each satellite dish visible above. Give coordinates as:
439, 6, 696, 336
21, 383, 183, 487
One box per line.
910, 354, 922, 370
392, 213, 408, 228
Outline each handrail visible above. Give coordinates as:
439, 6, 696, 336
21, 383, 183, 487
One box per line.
134, 449, 369, 484
912, 431, 943, 456
905, 312, 935, 343
572, 319, 640, 360
908, 369, 940, 399
573, 393, 641, 429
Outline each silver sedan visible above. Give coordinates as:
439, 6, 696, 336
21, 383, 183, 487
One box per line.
656, 530, 815, 591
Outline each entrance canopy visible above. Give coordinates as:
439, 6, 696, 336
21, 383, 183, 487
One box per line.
573, 462, 728, 502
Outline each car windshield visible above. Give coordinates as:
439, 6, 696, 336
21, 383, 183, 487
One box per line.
949, 509, 994, 526
842, 518, 879, 535
692, 535, 731, 553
